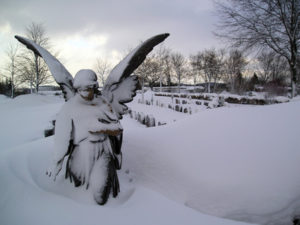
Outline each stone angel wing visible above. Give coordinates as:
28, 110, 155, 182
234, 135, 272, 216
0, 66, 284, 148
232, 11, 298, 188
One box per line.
102, 33, 169, 119
14, 35, 75, 101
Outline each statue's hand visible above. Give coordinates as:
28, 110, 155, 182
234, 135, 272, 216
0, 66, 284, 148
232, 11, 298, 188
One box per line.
89, 128, 123, 136
46, 162, 63, 181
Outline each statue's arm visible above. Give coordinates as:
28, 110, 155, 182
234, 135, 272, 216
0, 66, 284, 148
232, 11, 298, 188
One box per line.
88, 120, 123, 136
47, 107, 73, 180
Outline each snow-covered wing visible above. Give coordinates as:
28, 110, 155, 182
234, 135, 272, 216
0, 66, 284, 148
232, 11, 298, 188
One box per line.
15, 35, 75, 101
106, 75, 139, 118
103, 33, 169, 118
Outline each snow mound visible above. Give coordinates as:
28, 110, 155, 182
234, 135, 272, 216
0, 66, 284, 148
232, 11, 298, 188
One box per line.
0, 94, 63, 150
10, 94, 64, 108
123, 101, 300, 225
0, 137, 252, 225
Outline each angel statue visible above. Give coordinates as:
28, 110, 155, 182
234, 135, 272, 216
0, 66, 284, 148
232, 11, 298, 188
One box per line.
15, 33, 169, 205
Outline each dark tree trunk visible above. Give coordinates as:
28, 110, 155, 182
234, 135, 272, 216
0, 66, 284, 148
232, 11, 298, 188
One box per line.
35, 54, 39, 93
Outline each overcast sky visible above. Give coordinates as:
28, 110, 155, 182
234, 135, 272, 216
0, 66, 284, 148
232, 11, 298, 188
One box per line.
0, 0, 222, 76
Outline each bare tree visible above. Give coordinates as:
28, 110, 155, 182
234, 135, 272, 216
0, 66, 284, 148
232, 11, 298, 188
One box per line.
145, 57, 161, 89
184, 63, 197, 86
190, 49, 225, 93
211, 49, 226, 92
157, 46, 173, 87
171, 52, 186, 93
224, 49, 248, 93
257, 51, 289, 83
190, 53, 202, 86
18, 22, 52, 92
134, 54, 161, 102
94, 58, 111, 87
135, 55, 161, 89
3, 43, 20, 98
215, 0, 300, 97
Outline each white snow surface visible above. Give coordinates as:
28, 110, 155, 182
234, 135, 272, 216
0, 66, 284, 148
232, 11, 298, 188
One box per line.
0, 94, 11, 104
1, 92, 300, 225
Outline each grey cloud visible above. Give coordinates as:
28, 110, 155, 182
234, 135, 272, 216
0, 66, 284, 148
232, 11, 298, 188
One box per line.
0, 0, 220, 56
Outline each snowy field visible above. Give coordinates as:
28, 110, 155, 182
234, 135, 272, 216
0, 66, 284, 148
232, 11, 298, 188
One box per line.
1, 91, 300, 225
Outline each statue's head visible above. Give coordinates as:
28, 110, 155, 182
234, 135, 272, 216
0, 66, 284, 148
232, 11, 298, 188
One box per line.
74, 69, 99, 101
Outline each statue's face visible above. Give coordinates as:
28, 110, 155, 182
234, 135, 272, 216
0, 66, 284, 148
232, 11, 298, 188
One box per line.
77, 85, 95, 101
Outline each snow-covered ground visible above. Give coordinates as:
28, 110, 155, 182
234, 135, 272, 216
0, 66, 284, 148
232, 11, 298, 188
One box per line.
0, 91, 300, 225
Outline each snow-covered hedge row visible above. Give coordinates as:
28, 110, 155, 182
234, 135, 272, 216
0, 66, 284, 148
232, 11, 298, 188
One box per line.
155, 92, 289, 105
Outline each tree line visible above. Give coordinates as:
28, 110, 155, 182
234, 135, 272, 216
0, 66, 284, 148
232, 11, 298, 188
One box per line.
96, 46, 289, 95
215, 0, 300, 97
2, 0, 300, 98
95, 0, 300, 97
1, 34, 291, 98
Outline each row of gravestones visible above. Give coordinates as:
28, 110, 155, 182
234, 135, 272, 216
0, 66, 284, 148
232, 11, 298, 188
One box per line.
174, 98, 223, 106
137, 98, 167, 109
138, 98, 193, 114
137, 98, 194, 114
171, 97, 226, 113
155, 93, 213, 101
168, 104, 192, 114
128, 109, 166, 127
137, 99, 157, 106
137, 95, 225, 116
175, 96, 225, 107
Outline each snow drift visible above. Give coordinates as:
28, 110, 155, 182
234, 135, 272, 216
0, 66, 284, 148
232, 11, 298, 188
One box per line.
1, 93, 300, 225
124, 100, 300, 225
